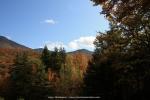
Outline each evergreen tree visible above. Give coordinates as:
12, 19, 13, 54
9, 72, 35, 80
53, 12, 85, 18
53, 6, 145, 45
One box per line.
41, 46, 51, 71
10, 52, 33, 100
41, 46, 66, 74
9, 52, 53, 100
59, 47, 66, 65
50, 47, 66, 73
29, 58, 53, 100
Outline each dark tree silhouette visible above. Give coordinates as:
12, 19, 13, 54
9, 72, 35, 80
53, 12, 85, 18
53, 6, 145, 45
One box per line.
83, 0, 150, 100
41, 46, 51, 71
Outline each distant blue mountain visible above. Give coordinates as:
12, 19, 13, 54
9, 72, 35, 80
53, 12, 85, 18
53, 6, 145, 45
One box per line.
68, 49, 93, 55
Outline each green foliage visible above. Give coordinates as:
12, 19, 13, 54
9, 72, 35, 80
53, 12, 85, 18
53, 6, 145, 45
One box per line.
41, 46, 51, 71
11, 52, 32, 98
29, 58, 47, 85
9, 52, 53, 100
41, 46, 66, 74
54, 55, 83, 96
55, 64, 73, 96
50, 47, 66, 73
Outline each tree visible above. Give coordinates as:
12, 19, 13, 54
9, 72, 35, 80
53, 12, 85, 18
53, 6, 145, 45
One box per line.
91, 0, 150, 51
59, 47, 66, 65
83, 0, 150, 100
9, 52, 53, 100
50, 47, 66, 73
83, 25, 127, 99
41, 46, 51, 71
10, 52, 33, 100
29, 58, 53, 100
54, 54, 84, 96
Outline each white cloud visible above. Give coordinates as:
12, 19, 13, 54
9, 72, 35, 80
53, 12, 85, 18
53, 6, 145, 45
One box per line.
43, 36, 96, 51
68, 36, 95, 50
68, 41, 79, 49
43, 19, 57, 25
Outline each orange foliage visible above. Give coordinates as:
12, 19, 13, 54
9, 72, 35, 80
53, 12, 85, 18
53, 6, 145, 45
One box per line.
71, 52, 92, 73
0, 48, 40, 95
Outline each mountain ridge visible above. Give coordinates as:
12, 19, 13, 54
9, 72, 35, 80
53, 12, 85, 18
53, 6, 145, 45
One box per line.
34, 48, 93, 55
0, 36, 30, 49
0, 36, 93, 55
68, 49, 93, 55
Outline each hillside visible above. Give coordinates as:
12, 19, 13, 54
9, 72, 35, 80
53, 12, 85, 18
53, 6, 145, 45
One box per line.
0, 36, 92, 66
34, 48, 93, 56
0, 36, 30, 49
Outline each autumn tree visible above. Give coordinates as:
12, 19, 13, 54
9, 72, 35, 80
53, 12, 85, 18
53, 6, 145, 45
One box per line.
91, 0, 150, 51
54, 54, 85, 96
84, 25, 127, 99
54, 55, 73, 96
84, 0, 150, 100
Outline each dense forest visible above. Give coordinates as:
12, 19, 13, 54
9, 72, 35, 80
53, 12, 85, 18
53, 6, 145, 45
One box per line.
0, 0, 150, 100
0, 47, 91, 100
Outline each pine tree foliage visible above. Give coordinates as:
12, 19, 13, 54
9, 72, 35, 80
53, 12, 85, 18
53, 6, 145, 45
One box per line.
41, 46, 66, 74
10, 52, 52, 100
41, 46, 51, 71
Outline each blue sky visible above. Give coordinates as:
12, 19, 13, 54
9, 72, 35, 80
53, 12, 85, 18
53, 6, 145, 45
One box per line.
0, 0, 109, 51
